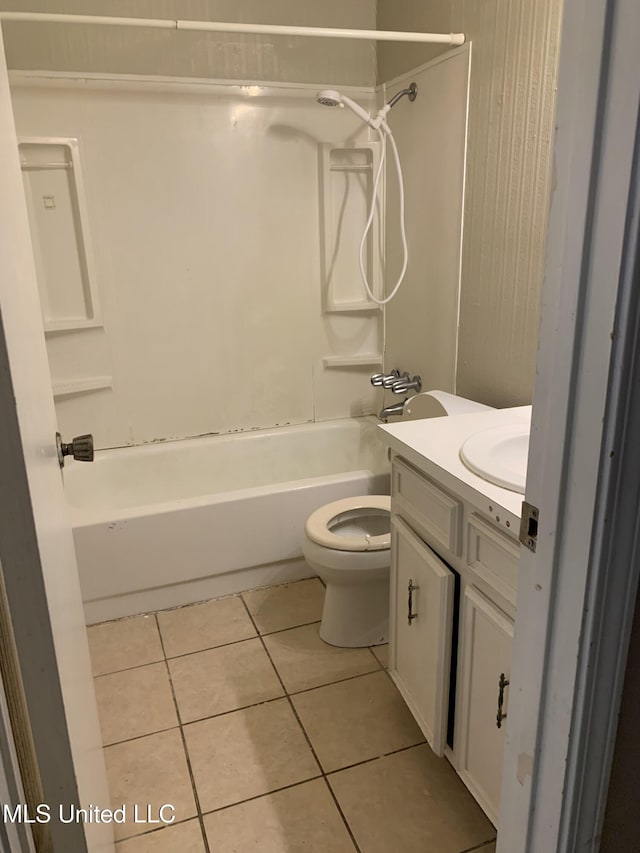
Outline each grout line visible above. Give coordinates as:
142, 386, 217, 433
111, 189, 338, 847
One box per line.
324, 775, 361, 853
199, 775, 324, 817
277, 677, 363, 853
91, 582, 330, 677
321, 776, 363, 853
91, 655, 165, 678
102, 723, 181, 750
102, 666, 398, 749
155, 614, 212, 853
367, 645, 386, 669
259, 618, 323, 637
115, 814, 203, 844
177, 695, 287, 729
286, 667, 386, 698
96, 633, 384, 744
324, 741, 428, 777
240, 596, 364, 853
95, 619, 339, 677
163, 632, 260, 662
93, 658, 170, 682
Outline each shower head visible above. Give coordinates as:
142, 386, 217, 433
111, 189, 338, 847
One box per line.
316, 90, 341, 107
315, 89, 374, 127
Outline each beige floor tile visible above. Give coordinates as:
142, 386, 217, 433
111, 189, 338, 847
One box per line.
184, 698, 320, 812
370, 643, 389, 668
263, 624, 379, 693
88, 616, 163, 676
116, 819, 205, 851
291, 671, 423, 772
95, 663, 178, 745
104, 729, 197, 840
243, 579, 324, 634
157, 596, 256, 658
475, 844, 497, 852
329, 745, 496, 853
168, 638, 284, 723
204, 779, 356, 852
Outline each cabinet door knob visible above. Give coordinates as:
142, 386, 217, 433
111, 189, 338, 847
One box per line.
407, 579, 419, 625
496, 672, 510, 728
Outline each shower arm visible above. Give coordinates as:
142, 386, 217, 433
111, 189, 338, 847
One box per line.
372, 83, 419, 131
387, 83, 418, 110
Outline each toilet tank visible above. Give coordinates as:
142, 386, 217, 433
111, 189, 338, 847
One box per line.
402, 391, 495, 421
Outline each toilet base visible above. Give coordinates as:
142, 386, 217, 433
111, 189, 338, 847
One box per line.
319, 579, 389, 648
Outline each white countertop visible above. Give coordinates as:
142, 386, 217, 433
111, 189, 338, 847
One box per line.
378, 406, 532, 530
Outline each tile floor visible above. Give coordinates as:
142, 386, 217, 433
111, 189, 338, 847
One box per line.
87, 578, 497, 853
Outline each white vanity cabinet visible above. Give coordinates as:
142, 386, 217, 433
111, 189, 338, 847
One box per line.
387, 452, 519, 828
456, 586, 514, 826
390, 514, 455, 756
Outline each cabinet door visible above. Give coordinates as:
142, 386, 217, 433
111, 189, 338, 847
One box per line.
390, 514, 455, 756
456, 585, 514, 826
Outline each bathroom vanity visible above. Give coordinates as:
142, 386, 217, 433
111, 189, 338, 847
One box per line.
379, 406, 530, 828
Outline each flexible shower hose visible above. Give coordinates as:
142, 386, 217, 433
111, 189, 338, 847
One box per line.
358, 126, 408, 305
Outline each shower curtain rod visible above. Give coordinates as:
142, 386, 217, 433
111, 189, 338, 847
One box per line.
0, 12, 465, 46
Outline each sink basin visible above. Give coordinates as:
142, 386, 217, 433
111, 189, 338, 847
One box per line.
460, 423, 530, 493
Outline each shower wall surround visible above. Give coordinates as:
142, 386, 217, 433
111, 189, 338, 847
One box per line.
11, 79, 380, 447
379, 0, 563, 407
382, 47, 469, 401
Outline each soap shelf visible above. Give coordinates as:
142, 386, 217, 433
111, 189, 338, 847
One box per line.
44, 318, 103, 335
52, 376, 112, 398
323, 354, 383, 369
19, 136, 102, 334
319, 142, 383, 312
323, 301, 381, 314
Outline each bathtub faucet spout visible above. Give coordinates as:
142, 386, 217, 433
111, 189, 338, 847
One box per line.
378, 400, 406, 421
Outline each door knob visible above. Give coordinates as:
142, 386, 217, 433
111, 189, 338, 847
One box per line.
56, 432, 94, 468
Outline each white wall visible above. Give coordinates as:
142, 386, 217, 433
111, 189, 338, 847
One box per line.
11, 78, 381, 448
381, 47, 469, 400
0, 0, 377, 86
377, 0, 563, 407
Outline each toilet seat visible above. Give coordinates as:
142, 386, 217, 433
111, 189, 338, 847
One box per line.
305, 496, 391, 552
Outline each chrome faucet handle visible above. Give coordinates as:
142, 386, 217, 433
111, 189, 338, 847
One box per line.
371, 370, 401, 388
391, 375, 422, 394
382, 370, 403, 389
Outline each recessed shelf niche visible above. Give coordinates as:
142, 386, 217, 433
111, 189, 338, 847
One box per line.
19, 137, 102, 333
319, 142, 383, 312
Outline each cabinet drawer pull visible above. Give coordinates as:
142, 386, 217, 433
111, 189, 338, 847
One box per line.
496, 673, 510, 728
408, 579, 419, 625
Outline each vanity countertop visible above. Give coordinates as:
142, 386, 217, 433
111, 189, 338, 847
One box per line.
378, 406, 531, 532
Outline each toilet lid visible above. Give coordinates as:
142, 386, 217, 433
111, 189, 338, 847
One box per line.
305, 495, 391, 552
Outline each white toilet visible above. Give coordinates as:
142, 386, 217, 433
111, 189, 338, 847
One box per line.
303, 495, 391, 647
302, 391, 495, 648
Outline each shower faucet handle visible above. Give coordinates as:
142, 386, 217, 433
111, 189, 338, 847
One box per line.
382, 370, 404, 389
391, 375, 422, 395
370, 370, 401, 388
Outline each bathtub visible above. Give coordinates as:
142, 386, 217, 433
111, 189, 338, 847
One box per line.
65, 417, 390, 623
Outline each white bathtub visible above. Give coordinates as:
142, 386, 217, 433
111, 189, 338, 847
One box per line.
65, 417, 390, 623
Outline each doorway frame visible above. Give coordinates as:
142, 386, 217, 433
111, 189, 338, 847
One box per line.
499, 0, 640, 850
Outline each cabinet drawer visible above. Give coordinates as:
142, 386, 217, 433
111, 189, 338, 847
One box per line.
466, 513, 519, 606
392, 457, 462, 555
